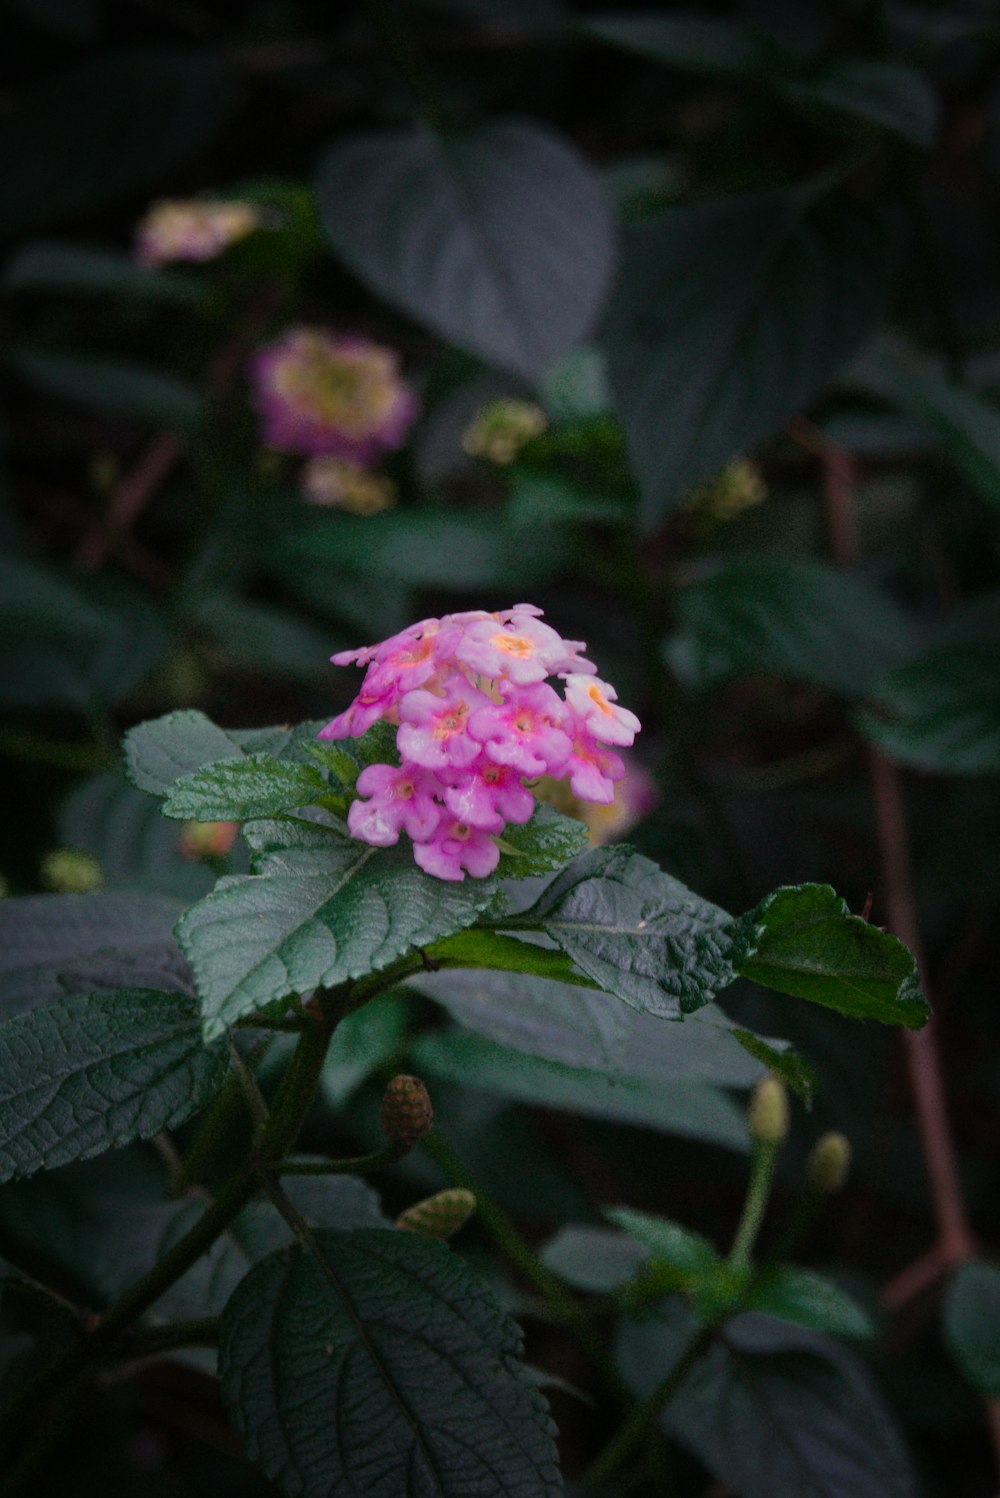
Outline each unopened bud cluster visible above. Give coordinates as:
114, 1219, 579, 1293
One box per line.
397, 1188, 476, 1240
380, 1075, 433, 1154
320, 604, 640, 881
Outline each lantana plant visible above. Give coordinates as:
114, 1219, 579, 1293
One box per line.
0, 608, 931, 1498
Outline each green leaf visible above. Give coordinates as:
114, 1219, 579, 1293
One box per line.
59, 772, 216, 903
0, 891, 185, 1016
584, 13, 772, 78
8, 347, 201, 428
178, 837, 497, 1038
731, 884, 929, 1028
857, 644, 1000, 775
495, 803, 590, 878
851, 339, 1000, 510
0, 552, 114, 639
409, 1029, 750, 1151
603, 189, 887, 529
0, 48, 236, 239
617, 1304, 918, 1498
318, 119, 615, 378
284, 511, 570, 590
786, 61, 939, 147
3, 240, 207, 304
124, 710, 250, 797
670, 555, 919, 697
187, 591, 336, 684
749, 1267, 874, 1340
516, 846, 735, 1018
219, 1229, 562, 1498
731, 1027, 818, 1107
944, 1261, 1000, 1396
0, 989, 228, 1183
540, 1226, 649, 1293
163, 755, 327, 822
321, 990, 411, 1106
606, 1207, 718, 1277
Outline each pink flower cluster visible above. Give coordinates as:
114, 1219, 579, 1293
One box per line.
250, 328, 419, 464
136, 199, 260, 266
319, 607, 640, 881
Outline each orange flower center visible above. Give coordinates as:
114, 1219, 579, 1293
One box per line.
587, 684, 614, 717
491, 631, 534, 658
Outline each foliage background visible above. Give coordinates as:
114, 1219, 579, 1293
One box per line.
2, 0, 1000, 1494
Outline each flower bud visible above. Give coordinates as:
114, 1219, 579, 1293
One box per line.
807, 1132, 851, 1195
747, 1076, 789, 1144
380, 1074, 433, 1154
180, 820, 238, 861
396, 1188, 476, 1240
41, 848, 103, 894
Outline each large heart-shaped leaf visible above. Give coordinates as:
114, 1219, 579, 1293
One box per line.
603, 188, 886, 529
318, 119, 615, 377
220, 1229, 562, 1498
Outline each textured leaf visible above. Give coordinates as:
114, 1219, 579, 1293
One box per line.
124, 710, 250, 796
732, 884, 929, 1028
515, 846, 734, 1018
617, 1305, 917, 1498
857, 645, 1000, 775
0, 891, 185, 1016
220, 1229, 562, 1498
495, 803, 590, 879
0, 989, 228, 1183
163, 755, 327, 822
944, 1261, 1000, 1396
179, 837, 496, 1038
671, 555, 919, 697
749, 1267, 874, 1340
0, 47, 236, 238
318, 119, 615, 378
603, 189, 886, 529
409, 1029, 750, 1150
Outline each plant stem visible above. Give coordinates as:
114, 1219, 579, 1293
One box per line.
728, 1139, 778, 1268
280, 1145, 402, 1176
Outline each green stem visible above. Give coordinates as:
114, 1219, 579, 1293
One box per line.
581, 1323, 716, 1490
425, 1131, 630, 1407
114, 1316, 221, 1361
728, 1139, 779, 1268
280, 1145, 403, 1176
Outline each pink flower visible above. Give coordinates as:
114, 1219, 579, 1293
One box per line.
397, 678, 491, 771
468, 681, 572, 777
442, 756, 536, 831
564, 674, 641, 747
564, 730, 626, 805
413, 819, 501, 881
456, 612, 592, 684
346, 764, 442, 846
250, 328, 419, 462
136, 199, 260, 266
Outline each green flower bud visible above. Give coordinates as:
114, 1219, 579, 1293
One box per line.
747, 1076, 789, 1144
380, 1074, 433, 1154
41, 848, 103, 894
396, 1188, 476, 1240
807, 1132, 851, 1194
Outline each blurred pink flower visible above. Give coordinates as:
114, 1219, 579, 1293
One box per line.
250, 328, 419, 461
136, 200, 260, 266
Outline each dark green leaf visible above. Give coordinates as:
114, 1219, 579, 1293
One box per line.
731, 883, 929, 1028
606, 1206, 718, 1275
0, 891, 185, 1016
3, 240, 207, 304
617, 1304, 917, 1498
321, 990, 411, 1106
495, 803, 590, 878
0, 48, 236, 238
516, 846, 734, 1018
59, 772, 216, 903
671, 555, 919, 697
749, 1267, 874, 1340
585, 13, 771, 78
124, 710, 249, 797
220, 1229, 562, 1497
318, 119, 614, 378
857, 645, 1000, 775
786, 61, 939, 147
944, 1261, 1000, 1396
163, 756, 327, 822
409, 1029, 750, 1150
8, 348, 201, 428
541, 1226, 649, 1293
178, 838, 497, 1038
0, 552, 114, 640
188, 591, 336, 683
731, 1027, 818, 1106
0, 989, 228, 1183
603, 190, 886, 529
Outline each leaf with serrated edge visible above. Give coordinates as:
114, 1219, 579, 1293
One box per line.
515, 846, 734, 1018
732, 883, 929, 1028
220, 1229, 562, 1498
0, 989, 228, 1183
179, 841, 497, 1039
124, 710, 247, 797
162, 755, 327, 821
